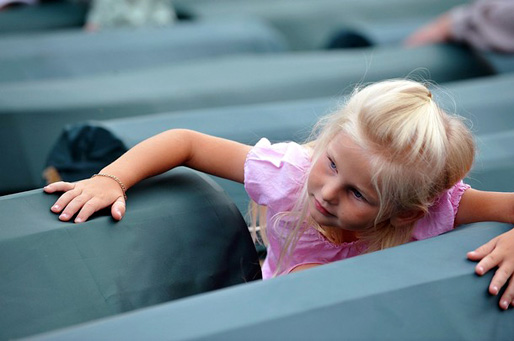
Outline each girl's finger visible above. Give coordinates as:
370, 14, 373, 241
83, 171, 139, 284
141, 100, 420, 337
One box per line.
474, 249, 502, 276
44, 181, 75, 193
58, 193, 91, 221
467, 238, 498, 262
111, 197, 126, 221
489, 263, 514, 296
50, 187, 81, 213
74, 198, 103, 223
498, 277, 514, 310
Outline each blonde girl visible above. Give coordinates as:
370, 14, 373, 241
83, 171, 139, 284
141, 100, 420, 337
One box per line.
45, 79, 514, 310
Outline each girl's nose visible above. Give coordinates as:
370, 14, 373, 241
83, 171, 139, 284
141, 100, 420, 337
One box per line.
321, 181, 339, 204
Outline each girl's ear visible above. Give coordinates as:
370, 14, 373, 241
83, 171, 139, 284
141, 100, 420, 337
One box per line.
390, 209, 425, 228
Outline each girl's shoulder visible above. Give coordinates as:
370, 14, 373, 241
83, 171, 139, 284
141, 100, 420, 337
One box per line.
244, 138, 311, 211
412, 180, 470, 240
246, 138, 311, 165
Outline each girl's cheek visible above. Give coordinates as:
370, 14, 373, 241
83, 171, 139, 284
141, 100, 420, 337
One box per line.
351, 204, 374, 221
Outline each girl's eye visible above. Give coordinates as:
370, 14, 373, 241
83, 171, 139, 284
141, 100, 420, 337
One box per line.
328, 158, 337, 171
350, 188, 363, 200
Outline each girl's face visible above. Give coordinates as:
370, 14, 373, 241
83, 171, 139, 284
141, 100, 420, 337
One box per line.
307, 132, 382, 232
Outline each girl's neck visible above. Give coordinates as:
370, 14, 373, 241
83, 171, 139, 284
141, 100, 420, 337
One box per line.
317, 225, 358, 244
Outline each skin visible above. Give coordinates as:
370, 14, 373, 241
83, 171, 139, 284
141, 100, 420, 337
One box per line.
307, 133, 381, 233
46, 129, 250, 223
404, 13, 453, 47
44, 129, 514, 309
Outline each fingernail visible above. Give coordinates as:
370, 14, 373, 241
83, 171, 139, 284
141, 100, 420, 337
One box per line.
502, 300, 509, 309
52, 205, 60, 210
492, 286, 499, 295
477, 266, 484, 274
60, 213, 69, 220
75, 217, 83, 223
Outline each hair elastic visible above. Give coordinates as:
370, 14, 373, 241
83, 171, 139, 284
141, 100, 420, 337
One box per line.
92, 173, 128, 200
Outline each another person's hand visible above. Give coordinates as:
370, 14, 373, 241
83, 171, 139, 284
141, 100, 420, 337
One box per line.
84, 22, 100, 32
404, 13, 453, 47
44, 177, 126, 223
467, 228, 514, 310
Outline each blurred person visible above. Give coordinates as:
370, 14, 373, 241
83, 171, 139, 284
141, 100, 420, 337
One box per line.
405, 0, 514, 53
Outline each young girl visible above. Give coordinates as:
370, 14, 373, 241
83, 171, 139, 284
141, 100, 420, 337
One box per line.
45, 79, 514, 310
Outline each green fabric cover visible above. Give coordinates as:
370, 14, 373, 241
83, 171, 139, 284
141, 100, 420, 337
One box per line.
46, 74, 514, 213
0, 2, 87, 34
0, 20, 285, 83
433, 74, 514, 135
0, 169, 261, 340
0, 44, 494, 194
348, 18, 421, 46
173, 0, 467, 50
336, 20, 514, 74
29, 223, 514, 340
468, 130, 514, 193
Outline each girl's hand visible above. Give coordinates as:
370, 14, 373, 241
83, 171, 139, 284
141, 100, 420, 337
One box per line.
467, 228, 514, 310
44, 178, 126, 223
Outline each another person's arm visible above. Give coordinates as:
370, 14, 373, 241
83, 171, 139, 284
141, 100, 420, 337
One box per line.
405, 0, 514, 53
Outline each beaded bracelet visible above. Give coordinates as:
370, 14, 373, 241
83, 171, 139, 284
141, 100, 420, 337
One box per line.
92, 173, 128, 200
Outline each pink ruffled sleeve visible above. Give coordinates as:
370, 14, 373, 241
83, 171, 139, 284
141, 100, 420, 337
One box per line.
412, 180, 471, 240
244, 138, 311, 212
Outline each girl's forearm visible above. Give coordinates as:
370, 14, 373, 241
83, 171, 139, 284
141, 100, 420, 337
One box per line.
99, 129, 251, 190
100, 129, 194, 190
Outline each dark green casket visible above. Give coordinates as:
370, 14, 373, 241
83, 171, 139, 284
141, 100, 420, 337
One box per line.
0, 20, 285, 83
0, 1, 87, 34
28, 222, 514, 340
174, 0, 467, 50
0, 169, 261, 340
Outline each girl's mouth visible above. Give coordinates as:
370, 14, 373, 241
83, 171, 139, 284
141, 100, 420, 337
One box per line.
315, 199, 332, 217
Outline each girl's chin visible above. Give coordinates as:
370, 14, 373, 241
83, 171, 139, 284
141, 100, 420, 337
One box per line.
309, 207, 332, 226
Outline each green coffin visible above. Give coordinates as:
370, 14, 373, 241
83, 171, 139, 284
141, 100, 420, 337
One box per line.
0, 2, 87, 34
174, 0, 467, 50
0, 20, 286, 83
29, 222, 514, 340
468, 130, 514, 193
0, 169, 261, 340
331, 19, 514, 74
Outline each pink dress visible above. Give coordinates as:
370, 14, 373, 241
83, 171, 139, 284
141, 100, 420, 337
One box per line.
244, 138, 470, 279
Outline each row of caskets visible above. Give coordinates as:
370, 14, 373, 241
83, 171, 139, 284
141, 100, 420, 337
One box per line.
1, 1, 513, 340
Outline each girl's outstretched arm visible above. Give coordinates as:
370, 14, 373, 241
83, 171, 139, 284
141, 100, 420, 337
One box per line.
455, 189, 514, 310
44, 129, 251, 223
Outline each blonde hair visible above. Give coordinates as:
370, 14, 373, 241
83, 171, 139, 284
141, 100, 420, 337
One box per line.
251, 79, 475, 274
